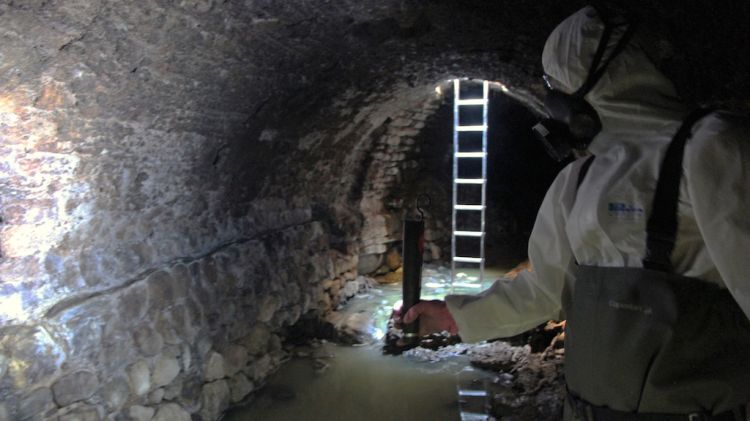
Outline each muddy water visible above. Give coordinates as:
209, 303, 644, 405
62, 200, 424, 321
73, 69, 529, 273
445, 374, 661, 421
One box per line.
225, 265, 509, 421
224, 342, 468, 421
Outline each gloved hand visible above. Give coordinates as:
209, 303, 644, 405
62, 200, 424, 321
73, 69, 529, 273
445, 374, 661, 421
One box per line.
395, 299, 458, 337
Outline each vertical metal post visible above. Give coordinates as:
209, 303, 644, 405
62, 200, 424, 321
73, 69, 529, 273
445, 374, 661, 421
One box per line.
402, 218, 424, 342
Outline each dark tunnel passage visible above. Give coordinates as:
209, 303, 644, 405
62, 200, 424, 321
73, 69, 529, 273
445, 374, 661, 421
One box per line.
1, 1, 749, 420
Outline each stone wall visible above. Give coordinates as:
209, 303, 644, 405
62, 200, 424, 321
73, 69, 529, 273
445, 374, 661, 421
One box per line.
0, 199, 354, 420
0, 75, 446, 418
0, 2, 399, 419
357, 89, 441, 265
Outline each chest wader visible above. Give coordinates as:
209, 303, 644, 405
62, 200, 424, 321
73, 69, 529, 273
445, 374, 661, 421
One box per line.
563, 109, 750, 421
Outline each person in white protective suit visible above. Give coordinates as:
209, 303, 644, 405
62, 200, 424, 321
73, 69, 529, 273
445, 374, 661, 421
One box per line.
400, 6, 750, 420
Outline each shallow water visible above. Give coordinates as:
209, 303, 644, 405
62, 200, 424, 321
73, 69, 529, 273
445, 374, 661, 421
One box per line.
225, 265, 510, 421
225, 342, 470, 421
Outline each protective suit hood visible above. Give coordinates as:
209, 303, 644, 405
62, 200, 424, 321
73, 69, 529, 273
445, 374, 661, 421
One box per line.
541, 6, 689, 153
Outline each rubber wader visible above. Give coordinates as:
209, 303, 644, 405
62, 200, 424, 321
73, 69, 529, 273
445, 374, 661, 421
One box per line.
563, 110, 750, 420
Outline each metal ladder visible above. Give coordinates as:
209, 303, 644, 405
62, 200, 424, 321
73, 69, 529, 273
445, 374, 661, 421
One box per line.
451, 79, 489, 287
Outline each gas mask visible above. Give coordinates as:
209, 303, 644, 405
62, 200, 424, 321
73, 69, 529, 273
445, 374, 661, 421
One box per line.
533, 11, 634, 162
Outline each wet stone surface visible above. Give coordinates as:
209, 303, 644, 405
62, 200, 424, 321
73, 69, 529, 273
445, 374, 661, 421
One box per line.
58, 406, 101, 421
203, 351, 226, 382
200, 380, 230, 421
0, 325, 66, 390
151, 356, 180, 388
126, 360, 150, 397
127, 405, 155, 421
133, 327, 164, 357
152, 403, 191, 421
51, 371, 99, 407
100, 377, 130, 411
228, 373, 254, 403
19, 387, 55, 420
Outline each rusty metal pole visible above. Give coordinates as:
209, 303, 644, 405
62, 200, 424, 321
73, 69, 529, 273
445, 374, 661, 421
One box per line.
401, 217, 424, 343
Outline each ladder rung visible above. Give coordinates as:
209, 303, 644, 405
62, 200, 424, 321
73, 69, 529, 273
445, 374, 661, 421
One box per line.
459, 411, 490, 419
456, 125, 486, 132
458, 390, 488, 397
454, 205, 484, 210
455, 178, 485, 184
454, 231, 484, 237
453, 257, 484, 263
456, 152, 486, 158
455, 204, 484, 210
456, 99, 487, 105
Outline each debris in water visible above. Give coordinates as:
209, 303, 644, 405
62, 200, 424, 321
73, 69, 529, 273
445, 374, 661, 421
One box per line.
386, 315, 566, 420
313, 359, 331, 374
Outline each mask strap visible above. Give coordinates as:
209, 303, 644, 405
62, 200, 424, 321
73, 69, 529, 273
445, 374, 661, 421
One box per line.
573, 19, 635, 98
573, 23, 613, 98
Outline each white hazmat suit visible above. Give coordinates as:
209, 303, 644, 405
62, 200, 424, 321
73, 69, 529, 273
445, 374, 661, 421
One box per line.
445, 6, 750, 344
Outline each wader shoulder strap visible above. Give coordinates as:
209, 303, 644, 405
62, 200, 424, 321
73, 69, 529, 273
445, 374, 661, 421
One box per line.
643, 108, 716, 272
576, 155, 596, 190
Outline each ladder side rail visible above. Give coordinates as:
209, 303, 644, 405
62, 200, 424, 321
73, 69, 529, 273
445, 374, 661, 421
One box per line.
451, 79, 460, 288
480, 80, 489, 282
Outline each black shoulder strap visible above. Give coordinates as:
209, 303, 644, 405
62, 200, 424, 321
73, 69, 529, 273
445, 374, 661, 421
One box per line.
577, 155, 596, 190
642, 108, 715, 272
